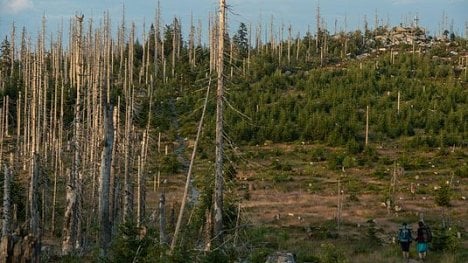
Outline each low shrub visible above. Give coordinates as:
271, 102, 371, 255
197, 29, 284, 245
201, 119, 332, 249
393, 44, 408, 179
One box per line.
432, 226, 461, 252
435, 184, 452, 207
319, 243, 348, 263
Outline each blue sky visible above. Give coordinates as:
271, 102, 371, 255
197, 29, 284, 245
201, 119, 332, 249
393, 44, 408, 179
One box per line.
1, 0, 467, 43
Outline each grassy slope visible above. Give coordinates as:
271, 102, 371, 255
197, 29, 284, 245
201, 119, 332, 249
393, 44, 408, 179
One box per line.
228, 141, 467, 262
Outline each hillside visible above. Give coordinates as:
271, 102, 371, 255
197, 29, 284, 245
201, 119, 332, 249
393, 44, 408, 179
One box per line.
0, 10, 467, 262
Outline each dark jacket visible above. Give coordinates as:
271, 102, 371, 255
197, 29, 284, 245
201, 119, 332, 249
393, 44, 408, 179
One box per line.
416, 227, 427, 243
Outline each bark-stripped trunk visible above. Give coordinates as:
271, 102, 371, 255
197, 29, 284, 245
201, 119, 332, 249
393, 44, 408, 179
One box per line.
214, 0, 226, 245
62, 15, 84, 255
2, 163, 11, 236
365, 105, 369, 146
159, 193, 167, 245
123, 64, 134, 224
287, 25, 291, 64
99, 104, 114, 257
122, 23, 136, 223
154, 1, 161, 79
29, 154, 41, 244
171, 77, 211, 253
189, 14, 195, 68
136, 131, 147, 227
172, 18, 177, 77
203, 208, 212, 251
110, 97, 120, 231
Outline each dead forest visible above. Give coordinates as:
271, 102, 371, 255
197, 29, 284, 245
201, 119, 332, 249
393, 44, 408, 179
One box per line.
0, 0, 467, 262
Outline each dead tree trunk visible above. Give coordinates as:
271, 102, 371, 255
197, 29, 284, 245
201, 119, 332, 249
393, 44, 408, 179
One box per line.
365, 105, 369, 146
287, 25, 291, 64
171, 77, 211, 253
99, 104, 114, 257
203, 208, 212, 251
62, 15, 84, 255
0, 156, 13, 261
123, 62, 134, 223
29, 154, 41, 250
154, 1, 160, 78
159, 193, 167, 245
214, 0, 226, 245
2, 163, 11, 236
136, 133, 147, 227
172, 18, 177, 77
397, 91, 400, 114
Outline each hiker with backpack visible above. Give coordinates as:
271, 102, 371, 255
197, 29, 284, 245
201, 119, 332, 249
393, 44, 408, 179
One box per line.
415, 220, 432, 261
398, 222, 413, 261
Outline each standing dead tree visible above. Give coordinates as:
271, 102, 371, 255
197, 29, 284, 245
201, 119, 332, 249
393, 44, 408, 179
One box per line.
159, 193, 167, 245
136, 74, 154, 228
122, 24, 136, 224
29, 154, 41, 243
0, 162, 12, 261
99, 104, 114, 257
214, 0, 226, 246
136, 130, 148, 227
365, 105, 369, 146
62, 15, 84, 255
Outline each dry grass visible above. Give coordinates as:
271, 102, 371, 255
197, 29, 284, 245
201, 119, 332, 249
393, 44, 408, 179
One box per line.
155, 142, 467, 261
226, 143, 468, 261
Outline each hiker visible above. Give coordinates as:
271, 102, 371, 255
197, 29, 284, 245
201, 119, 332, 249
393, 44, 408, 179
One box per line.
415, 221, 431, 261
398, 222, 412, 261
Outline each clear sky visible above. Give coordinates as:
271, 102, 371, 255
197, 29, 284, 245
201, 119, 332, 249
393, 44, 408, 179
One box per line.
0, 0, 467, 43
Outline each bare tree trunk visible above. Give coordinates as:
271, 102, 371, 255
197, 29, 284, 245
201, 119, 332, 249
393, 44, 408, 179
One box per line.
229, 38, 233, 78
270, 16, 274, 54
159, 193, 167, 245
320, 46, 324, 67
2, 163, 12, 236
123, 60, 134, 223
140, 21, 146, 85
316, 3, 320, 52
145, 29, 150, 85
63, 15, 84, 255
214, 0, 226, 245
397, 91, 400, 114
136, 134, 146, 227
162, 40, 166, 82
189, 13, 194, 68
195, 19, 202, 67
171, 77, 211, 253
287, 25, 291, 64
203, 208, 212, 251
16, 91, 22, 161
365, 105, 369, 146
154, 1, 160, 78
278, 24, 283, 64
0, 98, 5, 172
99, 104, 114, 257
208, 14, 215, 74
172, 18, 177, 77
29, 154, 41, 241
247, 23, 251, 72
111, 95, 121, 229
53, 65, 65, 234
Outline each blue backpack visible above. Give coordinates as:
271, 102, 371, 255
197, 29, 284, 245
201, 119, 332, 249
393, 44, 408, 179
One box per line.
399, 227, 411, 242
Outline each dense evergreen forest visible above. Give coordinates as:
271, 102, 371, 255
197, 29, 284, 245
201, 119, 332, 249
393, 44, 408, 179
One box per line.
0, 6, 466, 262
